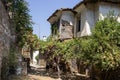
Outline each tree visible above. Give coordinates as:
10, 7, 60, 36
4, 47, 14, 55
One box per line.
6, 0, 33, 48
27, 34, 40, 61
72, 14, 120, 80
89, 15, 120, 80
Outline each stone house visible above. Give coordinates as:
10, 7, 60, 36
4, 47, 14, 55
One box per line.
48, 0, 120, 39
73, 0, 120, 78
73, 0, 120, 37
47, 8, 79, 73
47, 8, 76, 40
47, 0, 120, 75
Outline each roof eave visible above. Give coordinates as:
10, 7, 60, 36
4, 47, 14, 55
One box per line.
47, 8, 76, 23
73, 0, 120, 10
47, 10, 59, 22
73, 1, 84, 10
84, 0, 120, 3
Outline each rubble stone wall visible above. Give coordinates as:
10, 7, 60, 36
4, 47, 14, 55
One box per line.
0, 0, 13, 80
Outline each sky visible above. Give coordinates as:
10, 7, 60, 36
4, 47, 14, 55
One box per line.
26, 0, 80, 39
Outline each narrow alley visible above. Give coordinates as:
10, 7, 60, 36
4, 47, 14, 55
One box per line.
1, 0, 120, 80
9, 64, 62, 80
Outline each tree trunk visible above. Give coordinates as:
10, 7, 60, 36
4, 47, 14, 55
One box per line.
57, 64, 61, 78
30, 47, 33, 63
57, 57, 61, 78
90, 63, 94, 80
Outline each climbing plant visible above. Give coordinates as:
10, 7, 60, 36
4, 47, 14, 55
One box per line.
6, 0, 33, 48
51, 21, 59, 36
36, 12, 120, 79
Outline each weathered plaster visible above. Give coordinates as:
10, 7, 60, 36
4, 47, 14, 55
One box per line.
59, 11, 75, 39
74, 2, 120, 37
99, 2, 120, 21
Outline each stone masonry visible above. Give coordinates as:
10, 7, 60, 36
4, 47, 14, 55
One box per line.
0, 0, 15, 80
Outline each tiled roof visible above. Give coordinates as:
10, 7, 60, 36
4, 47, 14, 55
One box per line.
73, 1, 84, 10
84, 0, 120, 3
48, 0, 120, 23
73, 0, 120, 10
47, 8, 76, 22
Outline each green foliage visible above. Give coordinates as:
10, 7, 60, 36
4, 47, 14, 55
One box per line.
51, 22, 59, 36
8, 48, 17, 67
27, 34, 41, 50
6, 0, 33, 48
72, 15, 120, 70
90, 16, 120, 70
35, 54, 39, 61
44, 13, 120, 71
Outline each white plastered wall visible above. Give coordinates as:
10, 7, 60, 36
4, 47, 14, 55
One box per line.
74, 2, 120, 38
99, 2, 120, 22
74, 4, 95, 37
74, 4, 88, 37
33, 51, 39, 64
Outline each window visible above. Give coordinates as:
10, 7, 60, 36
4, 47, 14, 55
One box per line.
77, 15, 81, 32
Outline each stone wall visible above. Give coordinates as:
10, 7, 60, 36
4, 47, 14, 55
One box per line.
59, 11, 74, 39
0, 0, 15, 80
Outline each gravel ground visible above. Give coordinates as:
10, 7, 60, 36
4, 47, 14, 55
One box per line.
9, 65, 62, 80
9, 74, 61, 80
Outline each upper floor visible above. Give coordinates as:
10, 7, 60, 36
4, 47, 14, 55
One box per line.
47, 0, 120, 40
47, 8, 76, 40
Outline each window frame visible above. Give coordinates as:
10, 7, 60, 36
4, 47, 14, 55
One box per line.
77, 14, 81, 32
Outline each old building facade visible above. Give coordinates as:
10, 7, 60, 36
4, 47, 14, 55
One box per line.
47, 0, 120, 75
73, 0, 120, 37
47, 8, 76, 40
48, 0, 120, 39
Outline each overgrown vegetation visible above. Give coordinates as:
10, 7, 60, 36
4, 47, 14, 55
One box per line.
1, 0, 41, 76
40, 13, 120, 79
51, 21, 59, 36
5, 0, 36, 48
3, 0, 120, 79
8, 47, 18, 74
